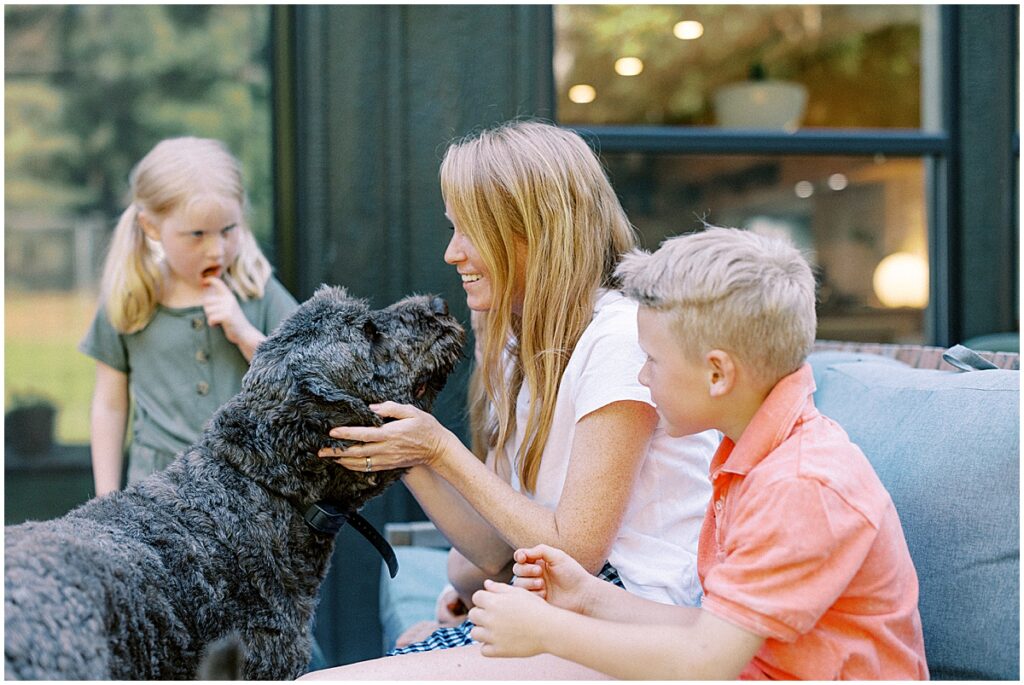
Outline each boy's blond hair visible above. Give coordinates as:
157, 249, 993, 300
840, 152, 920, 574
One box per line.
616, 226, 816, 386
442, 120, 637, 493
100, 137, 271, 333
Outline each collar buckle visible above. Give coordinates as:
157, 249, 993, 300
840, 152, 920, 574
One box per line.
303, 501, 400, 578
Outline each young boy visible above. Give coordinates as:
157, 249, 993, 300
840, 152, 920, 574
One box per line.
465, 226, 928, 680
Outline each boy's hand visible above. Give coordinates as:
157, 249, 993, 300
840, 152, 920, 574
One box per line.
511, 544, 594, 614
202, 277, 261, 357
468, 580, 555, 658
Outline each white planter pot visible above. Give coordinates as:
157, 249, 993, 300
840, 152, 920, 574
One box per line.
713, 80, 808, 131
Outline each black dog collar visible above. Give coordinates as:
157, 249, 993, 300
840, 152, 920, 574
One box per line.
303, 501, 399, 578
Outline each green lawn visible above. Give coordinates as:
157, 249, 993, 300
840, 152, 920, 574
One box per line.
5, 290, 98, 444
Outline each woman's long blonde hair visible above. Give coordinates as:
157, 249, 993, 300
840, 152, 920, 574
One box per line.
443, 121, 638, 493
100, 137, 271, 333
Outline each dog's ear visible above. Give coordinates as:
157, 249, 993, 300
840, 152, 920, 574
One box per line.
294, 372, 356, 407
287, 366, 380, 427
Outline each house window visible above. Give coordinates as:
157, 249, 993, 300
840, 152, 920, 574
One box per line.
605, 152, 928, 343
4, 5, 273, 447
556, 4, 926, 130
555, 4, 942, 344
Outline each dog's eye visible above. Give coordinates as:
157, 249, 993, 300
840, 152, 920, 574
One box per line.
362, 320, 379, 341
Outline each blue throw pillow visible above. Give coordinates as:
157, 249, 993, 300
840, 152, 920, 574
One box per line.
811, 360, 1019, 680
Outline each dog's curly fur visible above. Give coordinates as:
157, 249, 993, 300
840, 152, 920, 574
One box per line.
4, 286, 464, 680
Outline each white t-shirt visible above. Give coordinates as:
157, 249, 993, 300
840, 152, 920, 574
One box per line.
505, 289, 718, 607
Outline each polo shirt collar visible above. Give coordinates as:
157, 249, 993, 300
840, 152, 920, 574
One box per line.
711, 363, 817, 478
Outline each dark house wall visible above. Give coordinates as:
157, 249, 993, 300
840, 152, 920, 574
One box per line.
271, 4, 1017, 668
273, 5, 554, 666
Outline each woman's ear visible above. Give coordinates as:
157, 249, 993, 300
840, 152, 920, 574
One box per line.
706, 350, 736, 398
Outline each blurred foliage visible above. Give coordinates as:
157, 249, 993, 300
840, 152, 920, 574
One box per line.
5, 6, 272, 443
555, 4, 922, 128
4, 4, 273, 244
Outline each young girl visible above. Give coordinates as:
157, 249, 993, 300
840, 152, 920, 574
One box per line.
80, 137, 298, 497
302, 120, 719, 679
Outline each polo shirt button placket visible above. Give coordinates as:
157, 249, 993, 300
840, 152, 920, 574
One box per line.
192, 315, 210, 397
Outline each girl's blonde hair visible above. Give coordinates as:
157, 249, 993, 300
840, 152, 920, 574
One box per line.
442, 120, 638, 493
100, 137, 271, 333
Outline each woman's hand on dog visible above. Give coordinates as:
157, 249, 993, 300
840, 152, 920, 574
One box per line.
319, 401, 458, 470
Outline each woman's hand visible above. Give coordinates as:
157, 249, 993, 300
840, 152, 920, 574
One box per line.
318, 401, 459, 471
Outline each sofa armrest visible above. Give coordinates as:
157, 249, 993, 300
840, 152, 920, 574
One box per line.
384, 521, 450, 549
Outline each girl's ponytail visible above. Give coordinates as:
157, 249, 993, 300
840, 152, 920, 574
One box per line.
100, 204, 162, 333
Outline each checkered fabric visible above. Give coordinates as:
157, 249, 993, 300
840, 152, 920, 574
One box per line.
387, 561, 624, 656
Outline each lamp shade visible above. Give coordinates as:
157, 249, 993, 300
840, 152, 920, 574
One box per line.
872, 252, 929, 308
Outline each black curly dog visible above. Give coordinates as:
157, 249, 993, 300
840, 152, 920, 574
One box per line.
4, 286, 464, 680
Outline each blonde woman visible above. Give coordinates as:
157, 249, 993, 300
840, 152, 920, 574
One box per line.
80, 137, 297, 496
305, 121, 718, 678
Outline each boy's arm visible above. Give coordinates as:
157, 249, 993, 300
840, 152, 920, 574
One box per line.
469, 582, 764, 679
90, 362, 129, 497
537, 600, 762, 679
510, 543, 695, 624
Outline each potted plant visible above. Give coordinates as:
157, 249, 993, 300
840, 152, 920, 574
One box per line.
5, 392, 57, 455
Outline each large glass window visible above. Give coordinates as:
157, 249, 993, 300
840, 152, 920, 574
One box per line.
556, 4, 941, 344
605, 153, 928, 343
4, 6, 272, 448
556, 4, 926, 130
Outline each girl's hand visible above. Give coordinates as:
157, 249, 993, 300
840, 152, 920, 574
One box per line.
511, 544, 594, 614
393, 584, 470, 649
202, 277, 261, 355
318, 402, 458, 471
435, 584, 470, 624
468, 580, 555, 658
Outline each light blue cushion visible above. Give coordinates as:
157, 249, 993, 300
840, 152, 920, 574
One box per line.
812, 360, 1019, 680
807, 350, 908, 390
378, 546, 449, 653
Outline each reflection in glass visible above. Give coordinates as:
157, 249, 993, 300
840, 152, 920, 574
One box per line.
556, 4, 927, 129
603, 153, 928, 343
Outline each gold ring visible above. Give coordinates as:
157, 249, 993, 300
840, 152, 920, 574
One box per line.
365, 457, 372, 473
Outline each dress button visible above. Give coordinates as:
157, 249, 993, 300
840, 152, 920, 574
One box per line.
195, 349, 208, 363
714, 499, 724, 513
191, 317, 204, 330
196, 381, 210, 396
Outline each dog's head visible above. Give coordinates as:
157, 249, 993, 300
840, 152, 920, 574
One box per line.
223, 285, 465, 505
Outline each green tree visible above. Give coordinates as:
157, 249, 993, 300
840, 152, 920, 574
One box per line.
4, 5, 272, 243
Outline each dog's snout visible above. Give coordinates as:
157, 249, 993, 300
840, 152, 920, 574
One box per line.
430, 297, 448, 316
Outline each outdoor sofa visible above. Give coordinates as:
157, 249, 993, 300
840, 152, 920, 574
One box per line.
380, 341, 1020, 680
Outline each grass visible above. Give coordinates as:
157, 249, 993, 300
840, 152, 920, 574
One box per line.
5, 289, 99, 444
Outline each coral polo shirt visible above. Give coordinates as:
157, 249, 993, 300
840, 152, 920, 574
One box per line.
697, 364, 929, 680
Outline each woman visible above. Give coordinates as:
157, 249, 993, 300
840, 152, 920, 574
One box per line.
305, 120, 717, 678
